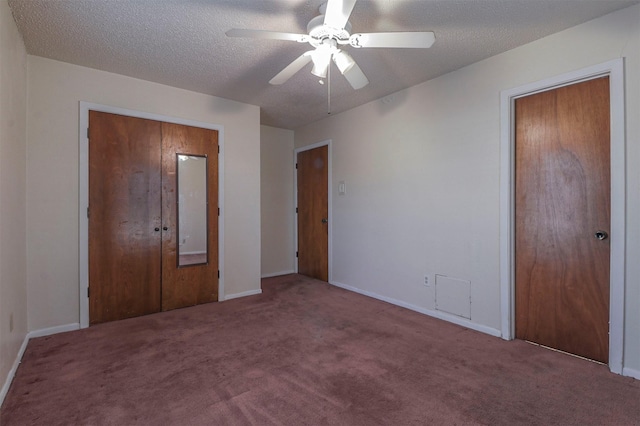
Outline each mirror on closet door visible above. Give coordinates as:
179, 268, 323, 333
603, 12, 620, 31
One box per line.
177, 154, 208, 267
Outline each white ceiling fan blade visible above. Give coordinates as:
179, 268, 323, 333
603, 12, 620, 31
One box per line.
269, 52, 313, 85
324, 0, 357, 30
226, 28, 309, 43
350, 32, 435, 49
340, 59, 369, 90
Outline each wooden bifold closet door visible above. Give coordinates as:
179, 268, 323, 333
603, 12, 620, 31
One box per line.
88, 111, 218, 325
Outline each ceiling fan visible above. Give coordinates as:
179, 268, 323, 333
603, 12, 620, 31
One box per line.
226, 0, 435, 90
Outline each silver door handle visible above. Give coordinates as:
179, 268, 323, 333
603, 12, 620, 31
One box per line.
321, 218, 328, 224
595, 230, 608, 240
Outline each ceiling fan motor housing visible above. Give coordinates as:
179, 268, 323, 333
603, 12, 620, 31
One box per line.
307, 14, 352, 47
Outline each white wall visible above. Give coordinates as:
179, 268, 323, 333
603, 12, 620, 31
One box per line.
26, 56, 261, 330
294, 5, 640, 373
260, 125, 295, 277
0, 0, 28, 396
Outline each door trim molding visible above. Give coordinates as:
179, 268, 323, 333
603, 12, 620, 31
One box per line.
499, 59, 625, 374
78, 102, 225, 328
293, 140, 332, 282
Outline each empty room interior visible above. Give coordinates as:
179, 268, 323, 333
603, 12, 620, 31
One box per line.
1, 0, 640, 424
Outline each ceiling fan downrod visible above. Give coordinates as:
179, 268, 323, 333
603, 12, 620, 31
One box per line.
327, 56, 331, 116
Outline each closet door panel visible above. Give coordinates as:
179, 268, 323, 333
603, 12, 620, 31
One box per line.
161, 122, 219, 310
88, 111, 162, 324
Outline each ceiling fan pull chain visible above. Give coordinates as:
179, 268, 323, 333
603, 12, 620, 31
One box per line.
328, 59, 331, 115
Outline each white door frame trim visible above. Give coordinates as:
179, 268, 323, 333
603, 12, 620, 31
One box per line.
293, 140, 332, 282
78, 102, 225, 328
499, 58, 625, 374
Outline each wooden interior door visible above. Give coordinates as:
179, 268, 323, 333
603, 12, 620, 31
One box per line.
161, 122, 219, 310
88, 111, 162, 324
515, 77, 610, 363
297, 145, 329, 281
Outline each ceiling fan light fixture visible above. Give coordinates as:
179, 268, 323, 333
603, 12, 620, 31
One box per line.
333, 50, 355, 74
310, 46, 332, 78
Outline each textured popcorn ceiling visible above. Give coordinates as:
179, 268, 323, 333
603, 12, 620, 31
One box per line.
8, 0, 638, 129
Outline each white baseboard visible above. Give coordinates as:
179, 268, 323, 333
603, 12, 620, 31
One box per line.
0, 322, 79, 408
329, 280, 502, 338
622, 367, 640, 380
261, 270, 295, 279
27, 323, 80, 339
223, 289, 262, 301
0, 333, 29, 408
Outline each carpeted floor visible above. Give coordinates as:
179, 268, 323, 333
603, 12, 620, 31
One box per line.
2, 274, 639, 425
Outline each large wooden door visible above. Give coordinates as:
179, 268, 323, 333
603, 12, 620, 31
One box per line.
161, 122, 219, 310
297, 145, 329, 281
89, 112, 218, 324
515, 77, 610, 363
89, 111, 162, 324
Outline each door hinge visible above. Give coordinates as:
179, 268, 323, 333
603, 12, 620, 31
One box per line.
87, 287, 90, 298
218, 145, 220, 154
218, 207, 220, 216
296, 251, 299, 258
295, 207, 298, 213
87, 206, 90, 218
295, 163, 298, 169
87, 127, 90, 139
217, 270, 220, 279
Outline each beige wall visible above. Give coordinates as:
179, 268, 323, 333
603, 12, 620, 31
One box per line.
0, 0, 28, 395
295, 5, 640, 374
26, 56, 261, 330
260, 125, 295, 277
